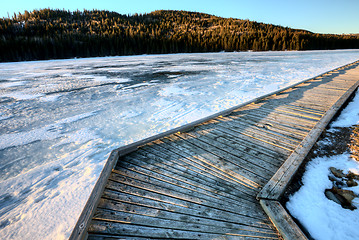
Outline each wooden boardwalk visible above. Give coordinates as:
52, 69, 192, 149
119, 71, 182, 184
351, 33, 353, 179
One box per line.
71, 61, 359, 240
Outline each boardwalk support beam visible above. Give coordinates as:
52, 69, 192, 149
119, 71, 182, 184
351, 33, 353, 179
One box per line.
260, 200, 307, 240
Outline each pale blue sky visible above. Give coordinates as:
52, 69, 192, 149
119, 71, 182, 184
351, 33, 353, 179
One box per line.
1, 0, 359, 34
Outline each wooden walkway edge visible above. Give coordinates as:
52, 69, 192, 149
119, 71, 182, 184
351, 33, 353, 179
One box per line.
70, 60, 359, 240
257, 71, 359, 200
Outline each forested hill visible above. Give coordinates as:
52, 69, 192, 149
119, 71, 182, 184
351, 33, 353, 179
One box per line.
1, 9, 359, 62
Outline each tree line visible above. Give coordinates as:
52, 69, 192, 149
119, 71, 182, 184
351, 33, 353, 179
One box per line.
1, 9, 359, 62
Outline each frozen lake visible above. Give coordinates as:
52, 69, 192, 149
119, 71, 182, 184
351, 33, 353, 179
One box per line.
1, 50, 359, 239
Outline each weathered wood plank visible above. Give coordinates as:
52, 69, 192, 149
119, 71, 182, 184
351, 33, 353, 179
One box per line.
107, 173, 263, 217
302, 87, 345, 96
244, 98, 327, 117
130, 150, 257, 199
173, 132, 273, 184
292, 99, 331, 112
258, 76, 359, 200
235, 107, 316, 131
310, 85, 348, 92
322, 76, 359, 83
88, 220, 279, 240
210, 121, 294, 155
100, 189, 272, 228
204, 121, 290, 159
193, 126, 283, 167
104, 179, 268, 223
276, 91, 340, 104
138, 141, 262, 191
233, 111, 309, 137
111, 167, 261, 211
282, 103, 326, 114
261, 103, 325, 118
334, 76, 359, 82
159, 134, 268, 186
119, 157, 260, 206
227, 113, 306, 142
136, 148, 260, 200
183, 128, 279, 173
270, 104, 325, 118
217, 116, 301, 147
95, 201, 277, 234
260, 200, 308, 240
88, 234, 156, 240
93, 207, 279, 238
109, 171, 236, 207
254, 105, 323, 121
198, 120, 289, 159
244, 105, 322, 125
131, 147, 259, 198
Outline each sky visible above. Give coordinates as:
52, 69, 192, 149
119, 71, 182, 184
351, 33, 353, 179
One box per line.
1, 0, 359, 34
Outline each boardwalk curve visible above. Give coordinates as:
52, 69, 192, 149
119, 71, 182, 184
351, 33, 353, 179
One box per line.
71, 60, 359, 240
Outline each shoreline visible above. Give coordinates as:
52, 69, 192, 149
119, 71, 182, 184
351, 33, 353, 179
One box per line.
1, 49, 358, 64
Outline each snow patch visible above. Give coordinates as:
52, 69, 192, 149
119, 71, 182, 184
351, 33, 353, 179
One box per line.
331, 89, 359, 127
0, 81, 27, 89
287, 155, 359, 240
2, 92, 44, 100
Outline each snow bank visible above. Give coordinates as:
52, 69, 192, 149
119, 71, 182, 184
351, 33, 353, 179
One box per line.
287, 155, 359, 240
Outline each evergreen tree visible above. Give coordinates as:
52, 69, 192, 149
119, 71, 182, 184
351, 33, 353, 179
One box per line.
0, 9, 359, 62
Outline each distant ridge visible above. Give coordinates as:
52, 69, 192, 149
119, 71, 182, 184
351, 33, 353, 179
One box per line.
1, 9, 359, 62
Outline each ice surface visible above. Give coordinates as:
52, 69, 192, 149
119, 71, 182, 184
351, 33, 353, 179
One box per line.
0, 111, 97, 150
287, 88, 359, 240
1, 50, 359, 239
0, 81, 27, 89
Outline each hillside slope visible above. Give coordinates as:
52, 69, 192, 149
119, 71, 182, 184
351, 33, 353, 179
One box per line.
1, 9, 359, 62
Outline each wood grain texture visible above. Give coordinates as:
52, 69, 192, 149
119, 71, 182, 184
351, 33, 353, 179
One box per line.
258, 75, 359, 200
260, 200, 308, 240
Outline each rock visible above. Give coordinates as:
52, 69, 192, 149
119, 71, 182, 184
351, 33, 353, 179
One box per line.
328, 174, 345, 187
326, 167, 358, 210
347, 171, 359, 180
327, 187, 358, 210
335, 189, 357, 202
347, 179, 358, 187
328, 175, 336, 182
329, 167, 345, 178
325, 189, 342, 205
334, 179, 345, 187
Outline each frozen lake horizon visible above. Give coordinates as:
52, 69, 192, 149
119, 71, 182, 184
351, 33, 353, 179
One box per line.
1, 50, 359, 239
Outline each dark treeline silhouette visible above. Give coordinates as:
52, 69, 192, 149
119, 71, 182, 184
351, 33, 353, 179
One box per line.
1, 9, 359, 62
